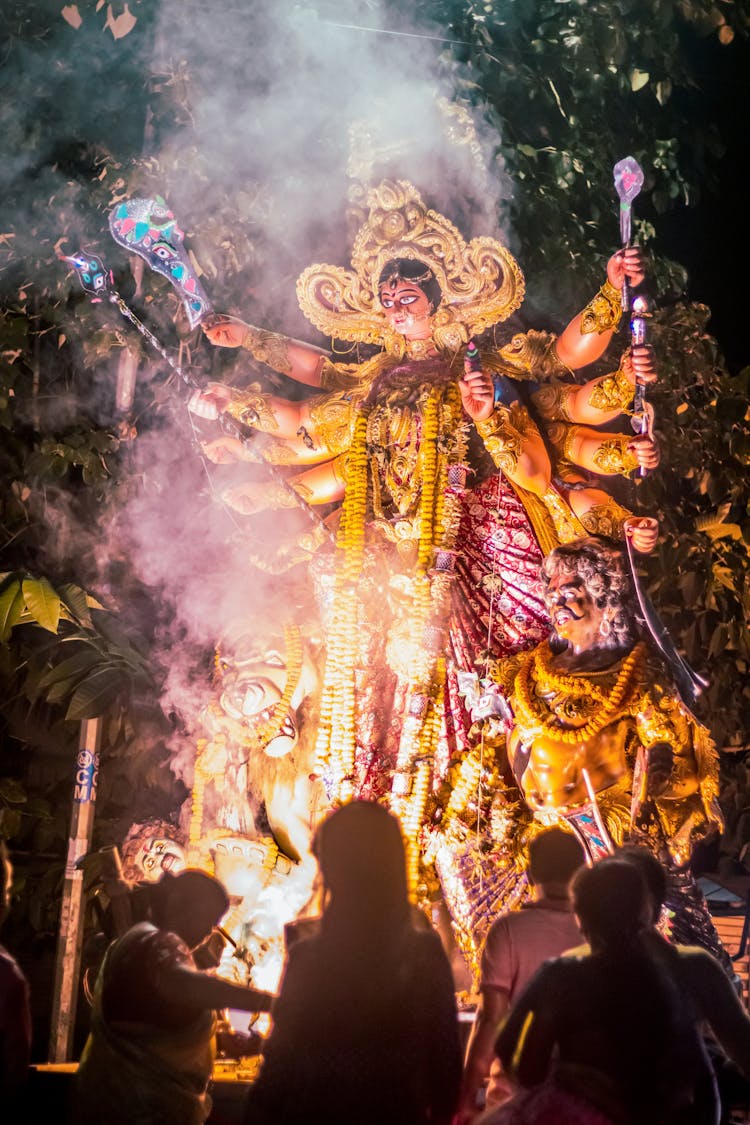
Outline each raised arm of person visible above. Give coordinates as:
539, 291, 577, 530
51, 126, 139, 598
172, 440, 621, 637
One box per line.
555, 248, 645, 370
460, 363, 554, 499
190, 382, 356, 467
153, 959, 274, 1014
188, 381, 307, 440
220, 458, 346, 516
534, 345, 657, 426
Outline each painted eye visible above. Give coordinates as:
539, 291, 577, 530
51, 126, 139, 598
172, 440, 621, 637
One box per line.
381, 298, 394, 308
263, 650, 286, 668
400, 295, 418, 305
152, 243, 176, 261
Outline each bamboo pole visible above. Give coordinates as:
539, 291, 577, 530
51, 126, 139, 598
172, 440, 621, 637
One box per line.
48, 717, 102, 1062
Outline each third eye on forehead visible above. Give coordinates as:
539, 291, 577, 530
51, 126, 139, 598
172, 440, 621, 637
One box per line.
380, 283, 422, 302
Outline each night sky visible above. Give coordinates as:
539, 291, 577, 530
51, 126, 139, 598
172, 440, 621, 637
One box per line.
656, 28, 750, 375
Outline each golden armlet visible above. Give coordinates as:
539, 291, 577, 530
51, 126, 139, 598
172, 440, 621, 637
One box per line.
578, 500, 632, 539
264, 480, 313, 509
593, 437, 639, 475
224, 388, 280, 433
475, 406, 522, 475
546, 421, 579, 465
580, 280, 623, 336
319, 359, 342, 390
587, 368, 634, 412
533, 380, 575, 422
241, 326, 293, 375
539, 486, 587, 544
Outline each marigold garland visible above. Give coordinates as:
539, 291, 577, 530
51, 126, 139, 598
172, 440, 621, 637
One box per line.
315, 378, 471, 891
514, 640, 647, 744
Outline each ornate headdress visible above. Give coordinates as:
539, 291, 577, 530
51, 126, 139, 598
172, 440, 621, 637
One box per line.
296, 180, 525, 354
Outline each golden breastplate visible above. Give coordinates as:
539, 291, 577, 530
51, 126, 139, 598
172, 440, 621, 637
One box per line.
509, 703, 631, 813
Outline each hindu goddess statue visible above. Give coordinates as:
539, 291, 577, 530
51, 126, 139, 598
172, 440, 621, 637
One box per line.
189, 181, 660, 910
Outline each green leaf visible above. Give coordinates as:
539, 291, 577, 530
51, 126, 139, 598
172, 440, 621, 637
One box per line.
37, 650, 101, 691
65, 668, 123, 720
58, 583, 94, 629
0, 778, 27, 804
21, 577, 61, 634
0, 579, 25, 642
45, 677, 84, 704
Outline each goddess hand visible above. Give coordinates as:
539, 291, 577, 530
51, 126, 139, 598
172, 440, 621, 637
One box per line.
221, 481, 269, 515
624, 516, 659, 554
627, 433, 660, 471
202, 314, 248, 348
459, 364, 495, 422
607, 246, 645, 290
188, 382, 235, 420
201, 436, 247, 464
622, 344, 657, 385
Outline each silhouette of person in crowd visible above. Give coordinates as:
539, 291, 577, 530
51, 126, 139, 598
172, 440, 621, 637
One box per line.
73, 868, 273, 1125
458, 828, 585, 1121
490, 857, 750, 1124
244, 800, 462, 1125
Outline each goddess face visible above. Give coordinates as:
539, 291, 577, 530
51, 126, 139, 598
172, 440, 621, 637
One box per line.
544, 569, 608, 652
379, 278, 433, 341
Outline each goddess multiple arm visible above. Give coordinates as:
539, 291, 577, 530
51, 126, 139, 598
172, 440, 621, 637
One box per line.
190, 246, 659, 551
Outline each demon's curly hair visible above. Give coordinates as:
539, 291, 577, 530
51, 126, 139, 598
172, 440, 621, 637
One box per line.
541, 537, 640, 649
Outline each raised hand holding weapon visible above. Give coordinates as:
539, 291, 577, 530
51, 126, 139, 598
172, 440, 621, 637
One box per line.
59, 249, 198, 390
611, 161, 708, 701
613, 156, 645, 313
629, 293, 654, 478
613, 156, 655, 479
59, 246, 333, 548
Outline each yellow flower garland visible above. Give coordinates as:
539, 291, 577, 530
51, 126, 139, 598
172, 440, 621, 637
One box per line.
315, 377, 470, 894
514, 640, 647, 744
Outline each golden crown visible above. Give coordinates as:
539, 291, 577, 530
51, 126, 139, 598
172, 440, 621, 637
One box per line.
296, 180, 525, 354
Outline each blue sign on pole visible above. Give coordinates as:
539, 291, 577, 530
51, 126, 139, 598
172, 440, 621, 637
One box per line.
73, 748, 99, 803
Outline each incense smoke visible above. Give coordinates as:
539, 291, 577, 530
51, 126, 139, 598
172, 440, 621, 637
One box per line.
3, 0, 516, 817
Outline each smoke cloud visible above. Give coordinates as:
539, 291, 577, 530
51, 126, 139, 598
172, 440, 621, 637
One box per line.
4, 0, 516, 824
